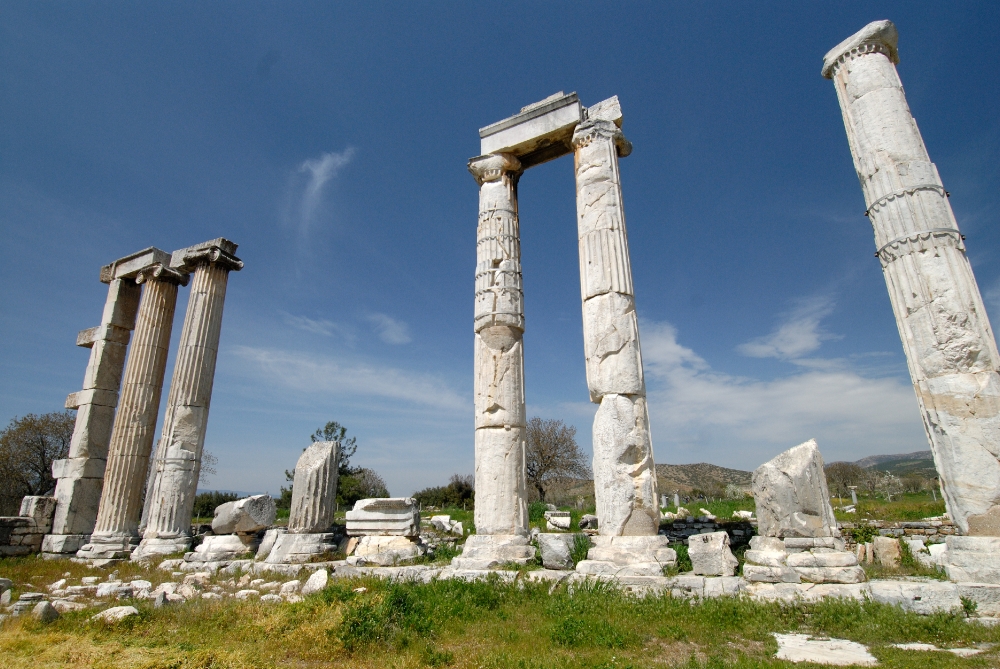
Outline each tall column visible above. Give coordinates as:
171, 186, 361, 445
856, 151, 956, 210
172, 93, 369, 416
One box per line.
572, 117, 658, 536
77, 263, 185, 560
470, 153, 528, 537
134, 240, 242, 559
42, 278, 140, 556
824, 21, 1000, 535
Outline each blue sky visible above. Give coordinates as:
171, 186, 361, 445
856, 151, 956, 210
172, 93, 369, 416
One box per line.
2, 3, 999, 496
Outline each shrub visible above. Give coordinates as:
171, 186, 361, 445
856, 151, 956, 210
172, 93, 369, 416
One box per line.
570, 533, 591, 566
672, 542, 692, 572
527, 501, 548, 523
413, 475, 474, 509
191, 491, 239, 519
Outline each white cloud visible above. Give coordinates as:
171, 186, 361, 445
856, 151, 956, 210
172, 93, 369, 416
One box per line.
230, 345, 463, 411
641, 321, 925, 469
293, 148, 355, 234
366, 313, 412, 345
280, 312, 352, 339
737, 295, 840, 360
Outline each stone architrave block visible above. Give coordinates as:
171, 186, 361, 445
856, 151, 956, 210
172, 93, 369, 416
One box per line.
211, 494, 276, 535
479, 92, 583, 162
591, 394, 658, 536
751, 439, 838, 538
288, 441, 339, 534
537, 533, 577, 570
345, 498, 420, 537
872, 536, 901, 568
544, 511, 571, 531
582, 293, 644, 401
688, 531, 738, 577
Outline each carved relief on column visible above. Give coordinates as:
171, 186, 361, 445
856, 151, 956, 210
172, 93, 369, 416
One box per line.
824, 21, 1000, 535
135, 240, 242, 559
78, 264, 185, 559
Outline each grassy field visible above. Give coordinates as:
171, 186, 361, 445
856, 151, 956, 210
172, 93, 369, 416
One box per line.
833, 492, 946, 522
2, 561, 999, 669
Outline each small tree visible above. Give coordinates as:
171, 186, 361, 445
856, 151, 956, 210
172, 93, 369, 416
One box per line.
525, 417, 591, 502
412, 474, 474, 509
824, 462, 867, 499
0, 411, 75, 514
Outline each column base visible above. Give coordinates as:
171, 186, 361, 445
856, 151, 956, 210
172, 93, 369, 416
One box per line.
575, 535, 676, 577
131, 535, 192, 562
742, 536, 865, 584
263, 532, 340, 564
76, 533, 138, 561
450, 534, 534, 570
946, 536, 1000, 583
41, 534, 91, 558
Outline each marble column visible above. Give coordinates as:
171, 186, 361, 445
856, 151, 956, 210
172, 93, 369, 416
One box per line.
42, 277, 140, 555
134, 240, 242, 559
824, 21, 1000, 535
452, 154, 533, 569
77, 263, 185, 560
572, 117, 659, 537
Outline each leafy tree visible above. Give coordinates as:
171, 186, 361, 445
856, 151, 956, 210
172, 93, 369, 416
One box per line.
0, 411, 74, 514
192, 491, 239, 520
297, 421, 389, 508
311, 421, 357, 475
413, 474, 475, 509
824, 462, 867, 498
338, 467, 390, 507
525, 417, 591, 502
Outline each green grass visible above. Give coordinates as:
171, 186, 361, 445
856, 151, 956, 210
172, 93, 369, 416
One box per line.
833, 492, 946, 522
3, 566, 998, 668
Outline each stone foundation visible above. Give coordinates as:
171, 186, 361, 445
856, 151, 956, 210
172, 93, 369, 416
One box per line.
264, 532, 341, 564
575, 535, 677, 577
0, 497, 57, 556
451, 534, 534, 570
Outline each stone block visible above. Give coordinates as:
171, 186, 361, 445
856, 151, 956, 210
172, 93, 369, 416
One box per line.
345, 498, 420, 537
751, 439, 838, 539
263, 532, 340, 564
794, 566, 866, 584
786, 551, 859, 568
49, 473, 105, 536
873, 536, 901, 568
349, 536, 424, 566
945, 536, 1000, 583
300, 568, 328, 596
451, 534, 534, 570
186, 534, 258, 562
255, 528, 285, 562
91, 605, 139, 623
537, 533, 577, 570
956, 583, 1000, 617
211, 494, 276, 535
687, 531, 738, 577
743, 565, 801, 583
51, 458, 106, 480
65, 403, 116, 459
868, 580, 961, 615
19, 496, 57, 530
703, 576, 743, 598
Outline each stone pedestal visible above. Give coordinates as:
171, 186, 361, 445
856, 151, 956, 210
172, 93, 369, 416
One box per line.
572, 111, 658, 538
824, 21, 1000, 535
78, 267, 183, 561
44, 267, 143, 556
575, 535, 677, 577
451, 534, 534, 570
264, 533, 341, 564
744, 536, 866, 584
135, 240, 242, 561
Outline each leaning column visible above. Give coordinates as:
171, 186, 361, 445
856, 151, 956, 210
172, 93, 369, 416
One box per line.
824, 21, 1000, 536
572, 111, 659, 537
133, 239, 242, 560
77, 262, 186, 561
42, 265, 141, 556
452, 154, 534, 569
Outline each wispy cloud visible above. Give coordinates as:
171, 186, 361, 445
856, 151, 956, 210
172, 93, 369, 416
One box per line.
641, 320, 923, 469
231, 345, 464, 411
291, 148, 355, 235
366, 313, 412, 345
280, 311, 353, 338
736, 295, 840, 361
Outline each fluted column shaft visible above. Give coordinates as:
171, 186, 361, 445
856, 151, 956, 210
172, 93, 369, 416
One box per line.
44, 278, 140, 553
825, 21, 1000, 534
137, 260, 234, 555
469, 153, 529, 537
572, 119, 658, 536
88, 274, 179, 545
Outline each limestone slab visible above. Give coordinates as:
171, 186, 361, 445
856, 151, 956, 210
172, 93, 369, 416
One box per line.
688, 531, 738, 577
945, 536, 1000, 583
868, 579, 961, 614
773, 633, 877, 666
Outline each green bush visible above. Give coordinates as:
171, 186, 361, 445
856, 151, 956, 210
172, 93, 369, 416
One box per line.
672, 542, 692, 572
191, 491, 240, 520
570, 533, 591, 566
846, 523, 879, 545
527, 501, 548, 523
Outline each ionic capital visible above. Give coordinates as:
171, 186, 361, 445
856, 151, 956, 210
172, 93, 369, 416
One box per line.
170, 238, 244, 273
468, 153, 522, 186
822, 19, 898, 79
571, 120, 632, 158
136, 263, 188, 286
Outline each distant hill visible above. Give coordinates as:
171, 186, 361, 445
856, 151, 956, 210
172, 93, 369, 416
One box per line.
655, 463, 752, 495
852, 450, 937, 478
